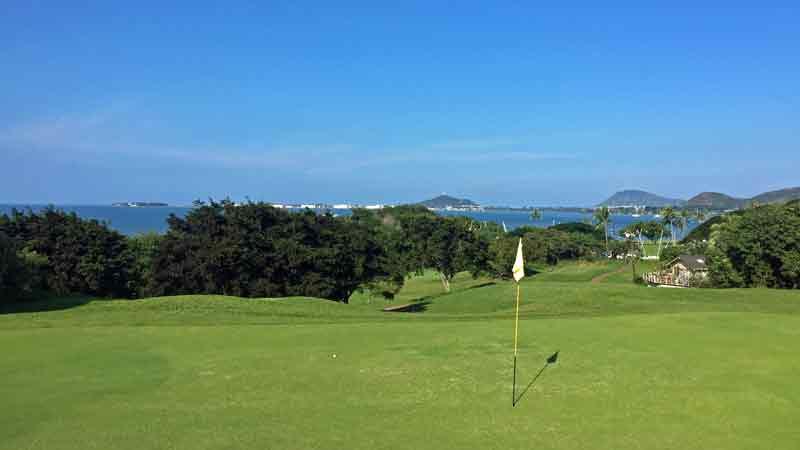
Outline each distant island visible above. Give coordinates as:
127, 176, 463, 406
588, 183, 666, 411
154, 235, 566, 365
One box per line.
418, 195, 482, 211
112, 202, 169, 207
598, 190, 686, 208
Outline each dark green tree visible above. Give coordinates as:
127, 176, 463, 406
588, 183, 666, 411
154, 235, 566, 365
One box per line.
0, 208, 134, 298
593, 206, 611, 254
707, 204, 800, 288
0, 232, 28, 303
149, 200, 392, 302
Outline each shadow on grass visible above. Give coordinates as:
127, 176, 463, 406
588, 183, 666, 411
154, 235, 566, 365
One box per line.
382, 300, 431, 313
465, 281, 497, 290
514, 351, 559, 407
0, 295, 93, 314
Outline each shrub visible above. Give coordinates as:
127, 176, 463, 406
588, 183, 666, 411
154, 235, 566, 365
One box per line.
149, 201, 391, 302
707, 204, 800, 288
0, 232, 28, 303
0, 208, 135, 297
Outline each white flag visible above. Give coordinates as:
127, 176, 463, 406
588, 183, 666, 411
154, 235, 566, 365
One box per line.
512, 238, 525, 282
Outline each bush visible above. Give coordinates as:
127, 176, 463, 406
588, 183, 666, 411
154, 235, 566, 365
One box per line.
0, 232, 28, 303
659, 245, 685, 263
488, 228, 603, 278
149, 201, 391, 302
0, 208, 135, 298
127, 233, 162, 298
707, 204, 800, 288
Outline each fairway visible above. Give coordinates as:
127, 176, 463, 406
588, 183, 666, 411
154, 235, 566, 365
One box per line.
2, 264, 799, 449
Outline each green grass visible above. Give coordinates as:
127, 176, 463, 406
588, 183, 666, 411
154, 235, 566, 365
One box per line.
2, 263, 800, 449
641, 241, 662, 257
531, 260, 624, 282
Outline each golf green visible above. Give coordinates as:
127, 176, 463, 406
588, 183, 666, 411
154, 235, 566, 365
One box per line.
2, 265, 799, 449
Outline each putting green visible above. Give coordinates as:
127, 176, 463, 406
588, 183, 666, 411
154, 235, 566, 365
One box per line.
2, 265, 799, 449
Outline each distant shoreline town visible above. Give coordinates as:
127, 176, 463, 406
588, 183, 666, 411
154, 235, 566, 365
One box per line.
109, 186, 800, 213
112, 202, 169, 208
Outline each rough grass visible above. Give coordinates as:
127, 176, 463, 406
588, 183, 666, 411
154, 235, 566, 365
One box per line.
2, 262, 800, 449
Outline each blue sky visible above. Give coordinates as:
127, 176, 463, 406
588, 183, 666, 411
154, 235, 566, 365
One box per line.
2, 1, 798, 206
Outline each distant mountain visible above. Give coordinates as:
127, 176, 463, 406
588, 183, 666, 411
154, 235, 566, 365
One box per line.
598, 190, 686, 207
599, 186, 800, 212
684, 187, 800, 210
687, 192, 749, 210
419, 195, 478, 209
750, 187, 800, 204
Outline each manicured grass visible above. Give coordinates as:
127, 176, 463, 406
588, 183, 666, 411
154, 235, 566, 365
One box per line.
348, 269, 494, 309
2, 263, 800, 449
530, 260, 624, 283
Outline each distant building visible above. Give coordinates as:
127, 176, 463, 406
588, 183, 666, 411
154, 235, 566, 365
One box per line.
333, 204, 351, 209
111, 202, 169, 207
644, 255, 708, 287
444, 205, 484, 212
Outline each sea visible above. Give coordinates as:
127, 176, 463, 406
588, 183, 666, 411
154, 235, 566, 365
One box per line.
0, 204, 697, 237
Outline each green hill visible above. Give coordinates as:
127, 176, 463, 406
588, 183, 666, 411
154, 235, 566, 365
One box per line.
685, 188, 800, 210
687, 192, 749, 210
751, 187, 800, 204
418, 194, 478, 208
598, 190, 685, 207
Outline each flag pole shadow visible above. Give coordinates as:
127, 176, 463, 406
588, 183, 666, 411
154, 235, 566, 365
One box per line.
513, 351, 559, 407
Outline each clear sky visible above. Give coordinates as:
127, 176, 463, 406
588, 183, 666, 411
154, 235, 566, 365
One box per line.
2, 1, 798, 206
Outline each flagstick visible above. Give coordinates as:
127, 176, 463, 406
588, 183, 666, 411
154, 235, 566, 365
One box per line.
511, 238, 524, 407
514, 282, 520, 357
512, 353, 517, 406
512, 281, 520, 406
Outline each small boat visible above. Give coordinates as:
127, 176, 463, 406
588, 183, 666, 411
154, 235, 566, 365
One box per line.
632, 214, 641, 218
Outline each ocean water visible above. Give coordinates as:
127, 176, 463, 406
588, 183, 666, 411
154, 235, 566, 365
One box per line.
0, 204, 696, 237
0, 205, 193, 235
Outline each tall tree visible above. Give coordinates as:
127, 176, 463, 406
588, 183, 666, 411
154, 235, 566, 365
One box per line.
694, 208, 706, 223
678, 209, 692, 240
593, 206, 611, 255
621, 231, 641, 281
660, 207, 678, 246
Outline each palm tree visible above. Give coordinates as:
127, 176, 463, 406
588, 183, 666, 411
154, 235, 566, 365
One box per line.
660, 206, 677, 246
694, 208, 706, 223
593, 206, 611, 255
678, 209, 691, 241
530, 208, 542, 222
622, 232, 640, 281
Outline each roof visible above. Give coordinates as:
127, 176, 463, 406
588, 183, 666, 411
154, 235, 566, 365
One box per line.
668, 255, 708, 271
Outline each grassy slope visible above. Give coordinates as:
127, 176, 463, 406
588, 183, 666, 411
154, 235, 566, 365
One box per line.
2, 262, 800, 450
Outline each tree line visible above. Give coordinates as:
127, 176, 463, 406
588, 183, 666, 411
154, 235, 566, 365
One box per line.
4, 200, 795, 304
0, 201, 608, 304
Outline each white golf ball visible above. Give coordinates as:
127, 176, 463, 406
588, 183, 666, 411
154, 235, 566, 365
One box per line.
332, 354, 337, 359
